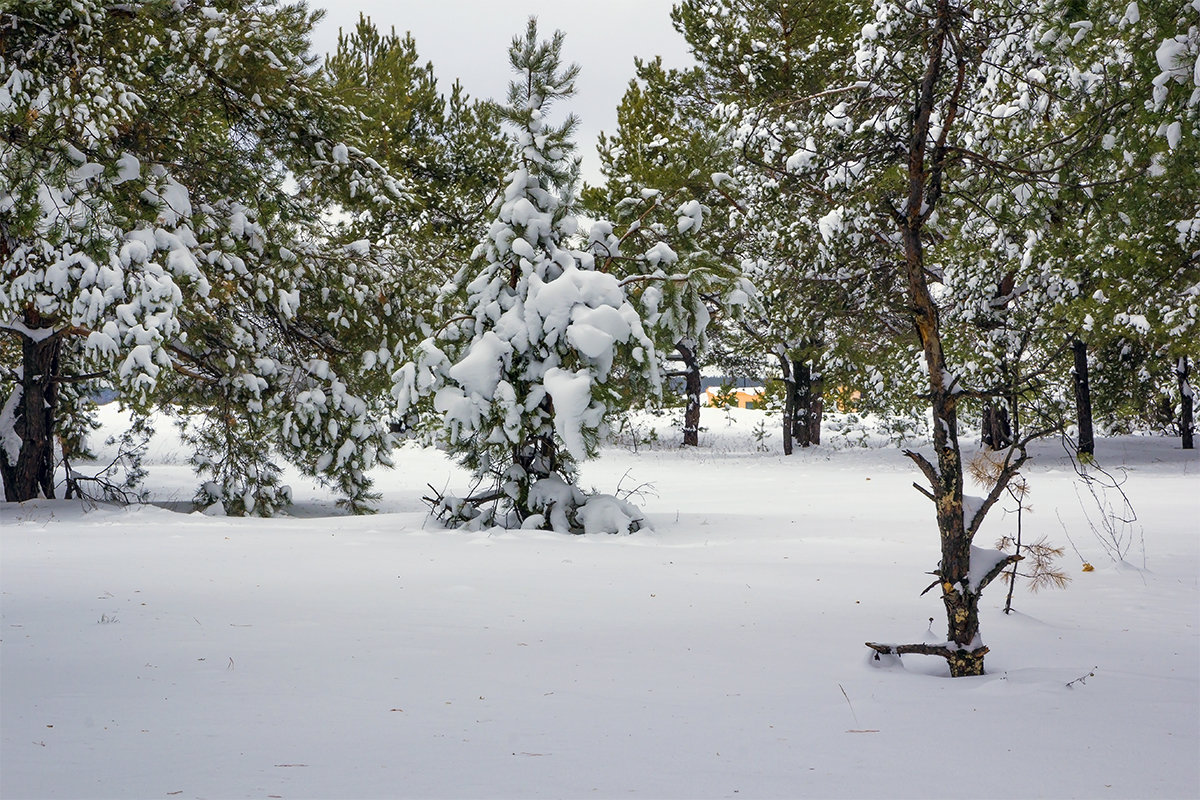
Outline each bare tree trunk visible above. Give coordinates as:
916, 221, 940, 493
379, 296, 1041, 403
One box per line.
778, 353, 794, 456
1, 323, 62, 502
677, 343, 701, 447
1007, 382, 1020, 444
809, 370, 823, 446
981, 404, 1011, 450
1072, 339, 1095, 458
793, 358, 812, 447
1178, 356, 1194, 450
1002, 486, 1023, 615
792, 356, 824, 448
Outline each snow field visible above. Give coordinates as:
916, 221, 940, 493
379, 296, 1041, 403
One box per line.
1, 408, 1197, 798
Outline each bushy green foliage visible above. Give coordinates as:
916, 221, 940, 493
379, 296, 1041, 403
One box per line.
322, 15, 513, 339
1, 0, 407, 512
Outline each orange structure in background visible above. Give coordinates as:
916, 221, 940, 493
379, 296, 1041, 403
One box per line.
705, 387, 764, 409
705, 384, 862, 412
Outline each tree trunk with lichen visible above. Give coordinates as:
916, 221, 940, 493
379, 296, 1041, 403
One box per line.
901, 219, 990, 676
903, 4, 984, 677
866, 0, 1020, 677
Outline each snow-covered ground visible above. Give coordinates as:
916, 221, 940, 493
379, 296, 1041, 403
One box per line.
2, 406, 1197, 799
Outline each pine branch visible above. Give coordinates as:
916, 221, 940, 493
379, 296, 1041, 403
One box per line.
903, 449, 940, 496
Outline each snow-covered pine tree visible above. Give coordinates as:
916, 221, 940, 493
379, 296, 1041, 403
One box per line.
1, 0, 407, 512
1044, 0, 1200, 447
1153, 1, 1200, 448
912, 0, 1200, 457
394, 19, 660, 533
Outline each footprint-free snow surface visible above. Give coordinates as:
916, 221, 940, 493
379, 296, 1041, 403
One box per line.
2, 408, 1197, 798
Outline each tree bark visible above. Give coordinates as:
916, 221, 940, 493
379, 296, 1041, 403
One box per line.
1007, 382, 1020, 443
793, 358, 812, 447
778, 353, 794, 456
792, 356, 823, 447
509, 398, 559, 523
1178, 356, 1194, 450
809, 371, 823, 446
677, 342, 701, 447
1, 324, 63, 502
981, 404, 1011, 450
1072, 338, 1094, 458
1002, 488, 1023, 615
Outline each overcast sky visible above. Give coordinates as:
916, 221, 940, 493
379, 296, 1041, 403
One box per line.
310, 2, 694, 184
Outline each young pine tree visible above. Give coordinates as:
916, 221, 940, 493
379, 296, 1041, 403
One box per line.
678, 0, 1140, 675
394, 19, 660, 533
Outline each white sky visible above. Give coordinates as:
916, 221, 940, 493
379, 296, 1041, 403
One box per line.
310, 2, 694, 184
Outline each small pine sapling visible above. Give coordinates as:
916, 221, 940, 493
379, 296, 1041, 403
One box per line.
752, 418, 770, 451
709, 383, 739, 409
968, 452, 1068, 614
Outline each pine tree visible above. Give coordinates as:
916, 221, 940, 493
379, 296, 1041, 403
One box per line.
1055, 1, 1199, 447
582, 57, 756, 447
322, 15, 512, 323
933, 0, 1200, 455
804, 0, 1147, 675
394, 19, 660, 533
1, 0, 406, 512
676, 0, 1151, 675
929, 0, 1200, 452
